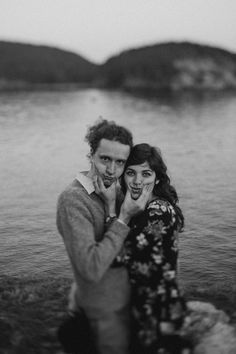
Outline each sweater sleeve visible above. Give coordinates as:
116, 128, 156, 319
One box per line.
123, 200, 186, 339
57, 190, 130, 283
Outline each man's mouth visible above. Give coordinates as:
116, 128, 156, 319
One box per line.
104, 176, 115, 181
103, 176, 116, 185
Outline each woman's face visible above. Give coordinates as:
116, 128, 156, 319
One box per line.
124, 161, 156, 200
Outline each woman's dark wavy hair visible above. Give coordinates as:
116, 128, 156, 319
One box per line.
121, 143, 184, 231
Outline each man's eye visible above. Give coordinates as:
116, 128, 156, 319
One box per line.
117, 160, 125, 166
101, 156, 109, 162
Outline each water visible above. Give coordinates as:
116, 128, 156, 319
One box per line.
0, 89, 236, 308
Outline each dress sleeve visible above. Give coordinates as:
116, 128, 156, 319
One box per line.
148, 200, 179, 271
146, 202, 186, 329
123, 200, 179, 280
124, 200, 186, 331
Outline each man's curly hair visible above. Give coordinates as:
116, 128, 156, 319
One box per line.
85, 118, 133, 154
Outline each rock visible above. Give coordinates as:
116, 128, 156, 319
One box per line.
181, 301, 236, 354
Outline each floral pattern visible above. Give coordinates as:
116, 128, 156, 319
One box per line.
114, 199, 186, 353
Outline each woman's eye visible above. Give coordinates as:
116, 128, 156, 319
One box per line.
126, 171, 134, 176
143, 172, 152, 177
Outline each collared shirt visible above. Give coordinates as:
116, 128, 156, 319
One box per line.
75, 172, 126, 226
76, 171, 95, 195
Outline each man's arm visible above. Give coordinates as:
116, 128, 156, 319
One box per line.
57, 191, 130, 283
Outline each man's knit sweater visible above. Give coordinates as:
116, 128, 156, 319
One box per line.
57, 178, 131, 353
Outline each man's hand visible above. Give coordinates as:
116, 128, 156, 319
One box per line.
93, 175, 117, 215
119, 183, 154, 224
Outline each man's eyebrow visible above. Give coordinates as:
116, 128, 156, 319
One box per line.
98, 154, 126, 161
99, 154, 110, 157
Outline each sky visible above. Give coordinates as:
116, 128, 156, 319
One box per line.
0, 0, 236, 64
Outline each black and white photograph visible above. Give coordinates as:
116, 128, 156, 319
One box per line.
0, 1, 236, 353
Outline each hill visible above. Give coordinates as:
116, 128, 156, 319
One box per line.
0, 41, 98, 89
1, 40, 236, 91
101, 42, 236, 91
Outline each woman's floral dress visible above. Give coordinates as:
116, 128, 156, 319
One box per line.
114, 198, 186, 353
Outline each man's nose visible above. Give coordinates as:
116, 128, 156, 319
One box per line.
106, 161, 116, 175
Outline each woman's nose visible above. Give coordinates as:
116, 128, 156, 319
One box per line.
133, 175, 142, 185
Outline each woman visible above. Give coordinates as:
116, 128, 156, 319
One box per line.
113, 143, 188, 354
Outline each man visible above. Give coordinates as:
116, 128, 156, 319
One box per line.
57, 119, 139, 354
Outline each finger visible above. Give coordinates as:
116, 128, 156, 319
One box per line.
139, 184, 149, 198
90, 161, 97, 177
127, 188, 131, 195
97, 175, 105, 191
144, 183, 154, 194
145, 184, 153, 201
92, 176, 100, 193
138, 185, 152, 204
146, 183, 154, 194
123, 189, 131, 203
108, 182, 116, 193
111, 178, 117, 189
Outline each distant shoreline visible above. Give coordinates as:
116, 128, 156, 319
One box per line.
0, 81, 95, 91
1, 81, 236, 96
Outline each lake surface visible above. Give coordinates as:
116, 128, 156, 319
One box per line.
0, 89, 236, 309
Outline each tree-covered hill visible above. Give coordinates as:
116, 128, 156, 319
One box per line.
1, 40, 236, 91
0, 41, 98, 88
101, 42, 236, 91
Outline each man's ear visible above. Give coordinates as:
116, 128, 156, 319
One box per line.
89, 151, 96, 167
87, 151, 92, 163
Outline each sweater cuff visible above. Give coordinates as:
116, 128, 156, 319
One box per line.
108, 218, 130, 238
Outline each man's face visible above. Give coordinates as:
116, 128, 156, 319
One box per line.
91, 138, 130, 187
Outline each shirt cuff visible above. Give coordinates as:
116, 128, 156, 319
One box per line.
116, 218, 127, 226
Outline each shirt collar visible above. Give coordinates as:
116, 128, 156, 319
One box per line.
75, 172, 95, 195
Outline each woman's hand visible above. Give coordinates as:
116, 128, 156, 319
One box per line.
119, 184, 153, 224
93, 175, 117, 215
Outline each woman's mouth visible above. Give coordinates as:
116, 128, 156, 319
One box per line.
130, 187, 142, 194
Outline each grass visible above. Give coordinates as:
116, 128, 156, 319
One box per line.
0, 276, 235, 354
